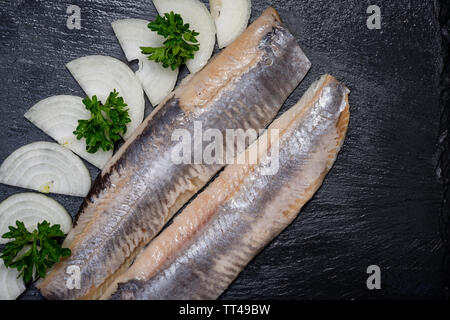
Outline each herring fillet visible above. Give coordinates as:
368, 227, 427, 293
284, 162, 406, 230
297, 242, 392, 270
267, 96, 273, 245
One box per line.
37, 7, 311, 300
105, 74, 350, 300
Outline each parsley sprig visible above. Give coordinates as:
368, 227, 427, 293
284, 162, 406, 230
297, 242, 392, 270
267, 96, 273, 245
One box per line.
140, 12, 200, 70
74, 90, 131, 154
0, 221, 71, 283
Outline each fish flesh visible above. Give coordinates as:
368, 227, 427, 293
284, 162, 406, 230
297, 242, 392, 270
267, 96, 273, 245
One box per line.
37, 8, 311, 299
104, 74, 350, 300
106, 74, 349, 300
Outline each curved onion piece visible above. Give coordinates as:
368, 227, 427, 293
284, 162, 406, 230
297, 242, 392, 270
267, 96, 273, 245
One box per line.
0, 193, 72, 245
66, 55, 145, 140
210, 0, 251, 48
0, 259, 25, 300
112, 19, 179, 106
153, 0, 216, 73
24, 95, 113, 169
0, 142, 91, 197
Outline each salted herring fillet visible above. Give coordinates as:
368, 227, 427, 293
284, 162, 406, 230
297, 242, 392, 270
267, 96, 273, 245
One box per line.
37, 8, 311, 300
104, 74, 350, 300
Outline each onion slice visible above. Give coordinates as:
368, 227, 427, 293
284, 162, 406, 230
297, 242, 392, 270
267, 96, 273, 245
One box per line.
0, 142, 91, 197
24, 95, 113, 169
112, 19, 179, 106
210, 0, 251, 48
153, 0, 216, 73
0, 259, 25, 300
0, 193, 73, 299
0, 193, 72, 245
66, 55, 145, 140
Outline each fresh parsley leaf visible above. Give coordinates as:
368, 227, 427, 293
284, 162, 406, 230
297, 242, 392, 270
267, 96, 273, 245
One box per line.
0, 220, 71, 283
140, 12, 200, 70
73, 90, 131, 154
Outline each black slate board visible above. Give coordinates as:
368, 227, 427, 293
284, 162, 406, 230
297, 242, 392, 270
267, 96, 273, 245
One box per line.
0, 0, 448, 300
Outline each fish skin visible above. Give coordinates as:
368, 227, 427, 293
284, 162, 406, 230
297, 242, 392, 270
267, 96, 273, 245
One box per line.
107, 74, 350, 300
37, 7, 311, 300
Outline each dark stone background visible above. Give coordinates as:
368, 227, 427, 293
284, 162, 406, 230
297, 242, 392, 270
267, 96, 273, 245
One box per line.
0, 0, 448, 299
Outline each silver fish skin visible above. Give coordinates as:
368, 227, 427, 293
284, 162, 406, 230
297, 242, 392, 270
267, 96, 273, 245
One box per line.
37, 7, 311, 300
106, 74, 350, 300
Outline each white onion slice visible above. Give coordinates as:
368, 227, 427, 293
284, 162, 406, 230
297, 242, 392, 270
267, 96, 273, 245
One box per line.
0, 259, 25, 300
112, 19, 179, 106
210, 0, 251, 48
0, 142, 91, 197
0, 193, 72, 245
24, 95, 113, 169
153, 0, 216, 73
66, 55, 145, 140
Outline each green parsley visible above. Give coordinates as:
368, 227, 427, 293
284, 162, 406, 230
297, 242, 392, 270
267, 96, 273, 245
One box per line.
0, 221, 71, 283
140, 11, 200, 70
73, 90, 131, 154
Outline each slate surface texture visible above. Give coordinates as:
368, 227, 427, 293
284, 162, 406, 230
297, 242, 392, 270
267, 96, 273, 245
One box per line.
0, 0, 448, 299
